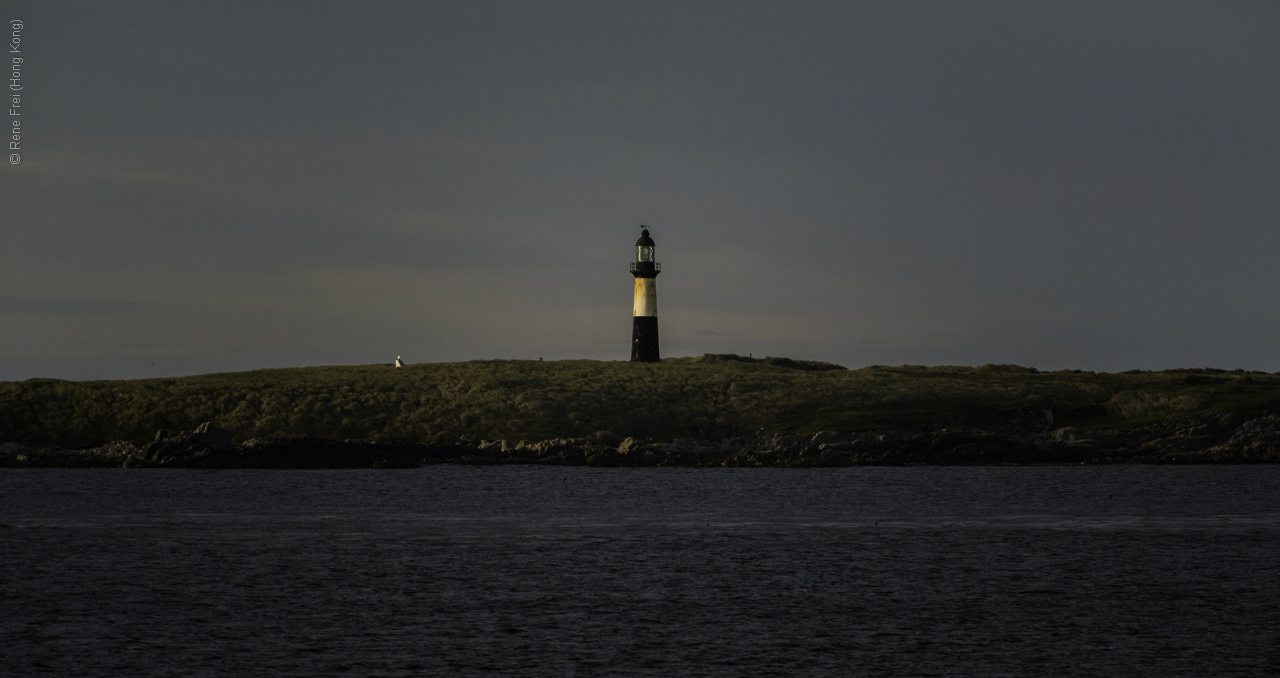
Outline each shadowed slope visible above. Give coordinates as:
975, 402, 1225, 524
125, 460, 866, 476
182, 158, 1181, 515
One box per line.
2, 356, 1279, 450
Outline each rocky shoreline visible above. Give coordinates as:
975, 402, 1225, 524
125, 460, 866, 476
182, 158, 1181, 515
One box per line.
3, 410, 1280, 468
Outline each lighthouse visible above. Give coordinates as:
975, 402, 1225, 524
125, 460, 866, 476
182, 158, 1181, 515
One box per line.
630, 226, 661, 362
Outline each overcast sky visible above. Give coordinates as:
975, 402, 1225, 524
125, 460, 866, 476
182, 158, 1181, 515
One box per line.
3, 1, 1279, 380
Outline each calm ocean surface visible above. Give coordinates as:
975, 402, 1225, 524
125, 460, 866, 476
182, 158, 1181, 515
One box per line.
2, 466, 1278, 677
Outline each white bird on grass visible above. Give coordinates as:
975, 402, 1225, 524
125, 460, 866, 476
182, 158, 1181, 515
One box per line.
395, 356, 404, 368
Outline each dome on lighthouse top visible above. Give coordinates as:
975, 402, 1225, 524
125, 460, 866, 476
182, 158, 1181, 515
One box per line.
636, 227, 655, 247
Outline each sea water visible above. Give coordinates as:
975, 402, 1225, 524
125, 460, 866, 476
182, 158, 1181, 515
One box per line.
2, 466, 1278, 676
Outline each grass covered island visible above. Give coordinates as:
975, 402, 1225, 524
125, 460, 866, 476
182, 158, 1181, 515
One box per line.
3, 355, 1280, 467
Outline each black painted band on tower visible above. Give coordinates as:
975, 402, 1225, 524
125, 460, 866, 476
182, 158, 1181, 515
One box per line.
631, 316, 660, 362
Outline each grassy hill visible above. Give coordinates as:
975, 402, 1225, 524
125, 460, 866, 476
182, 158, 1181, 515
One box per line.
3, 355, 1280, 450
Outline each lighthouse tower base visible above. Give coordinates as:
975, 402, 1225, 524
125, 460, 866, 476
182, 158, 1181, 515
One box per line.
631, 316, 660, 362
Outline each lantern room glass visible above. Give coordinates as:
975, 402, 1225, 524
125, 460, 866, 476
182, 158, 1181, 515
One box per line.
637, 245, 654, 262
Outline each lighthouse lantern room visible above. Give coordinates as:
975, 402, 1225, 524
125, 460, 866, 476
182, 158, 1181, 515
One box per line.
630, 226, 661, 362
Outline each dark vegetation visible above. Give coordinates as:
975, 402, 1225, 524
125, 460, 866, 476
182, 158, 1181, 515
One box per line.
3, 355, 1280, 452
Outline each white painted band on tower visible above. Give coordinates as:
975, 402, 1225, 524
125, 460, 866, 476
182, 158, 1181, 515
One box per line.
633, 278, 657, 316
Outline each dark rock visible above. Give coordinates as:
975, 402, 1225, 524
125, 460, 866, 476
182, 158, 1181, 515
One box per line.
617, 437, 645, 454
0, 442, 33, 467
11, 411, 1280, 468
143, 422, 237, 465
